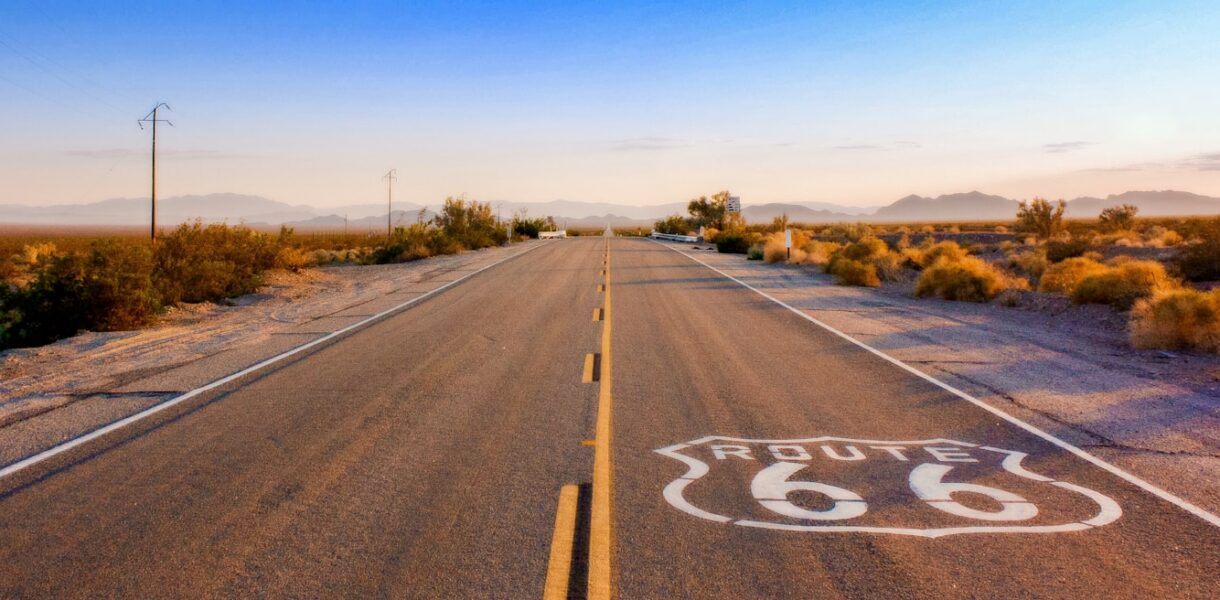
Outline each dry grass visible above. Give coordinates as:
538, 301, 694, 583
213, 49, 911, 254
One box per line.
1130, 289, 1220, 353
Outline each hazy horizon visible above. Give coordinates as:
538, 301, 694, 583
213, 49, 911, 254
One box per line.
3, 1, 1219, 208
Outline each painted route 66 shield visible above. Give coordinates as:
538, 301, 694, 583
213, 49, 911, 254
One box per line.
655, 436, 1122, 538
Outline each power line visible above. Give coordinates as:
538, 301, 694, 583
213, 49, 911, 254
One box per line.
0, 35, 131, 117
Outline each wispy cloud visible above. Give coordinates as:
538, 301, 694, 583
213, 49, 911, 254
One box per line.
1179, 152, 1220, 171
833, 141, 921, 151
67, 148, 241, 160
609, 137, 694, 151
1043, 141, 1094, 153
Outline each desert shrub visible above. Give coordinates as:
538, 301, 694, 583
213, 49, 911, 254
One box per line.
1070, 260, 1176, 309
433, 197, 504, 249
1038, 257, 1108, 294
654, 214, 690, 235
900, 247, 925, 270
716, 231, 756, 254
914, 256, 1005, 302
994, 225, 1009, 234
702, 227, 720, 243
871, 251, 904, 281
1006, 249, 1049, 283
826, 237, 904, 281
763, 234, 788, 263
839, 238, 888, 261
1098, 204, 1139, 233
1129, 289, 1220, 353
797, 240, 841, 267
153, 222, 278, 304
917, 241, 968, 268
827, 258, 879, 287
1142, 226, 1182, 248
373, 223, 442, 264
274, 246, 313, 272
0, 241, 159, 348
746, 244, 764, 260
1174, 227, 1220, 281
1016, 198, 1066, 239
1045, 236, 1091, 263
821, 223, 873, 243
512, 215, 549, 239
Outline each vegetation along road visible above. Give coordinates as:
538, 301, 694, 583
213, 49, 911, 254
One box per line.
0, 236, 1215, 599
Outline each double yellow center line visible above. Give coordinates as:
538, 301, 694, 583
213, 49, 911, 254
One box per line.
543, 238, 615, 600
589, 240, 614, 600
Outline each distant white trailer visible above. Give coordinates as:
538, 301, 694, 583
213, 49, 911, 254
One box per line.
539, 230, 568, 239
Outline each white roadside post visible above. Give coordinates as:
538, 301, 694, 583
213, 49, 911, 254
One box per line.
784, 228, 793, 260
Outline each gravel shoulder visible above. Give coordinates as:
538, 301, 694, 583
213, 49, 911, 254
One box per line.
0, 242, 541, 466
670, 241, 1220, 516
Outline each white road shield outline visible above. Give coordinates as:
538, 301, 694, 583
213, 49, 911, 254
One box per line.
655, 436, 1122, 538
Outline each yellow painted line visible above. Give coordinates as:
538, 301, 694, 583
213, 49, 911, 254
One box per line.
593, 308, 604, 321
582, 353, 597, 383
597, 284, 605, 292
542, 484, 580, 600
589, 241, 614, 600
581, 439, 596, 446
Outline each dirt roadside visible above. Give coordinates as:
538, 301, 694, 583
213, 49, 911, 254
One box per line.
671, 241, 1220, 517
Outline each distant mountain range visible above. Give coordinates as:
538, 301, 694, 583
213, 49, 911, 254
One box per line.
1, 190, 1217, 228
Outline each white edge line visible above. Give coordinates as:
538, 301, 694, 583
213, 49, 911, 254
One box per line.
0, 243, 542, 481
654, 239, 1220, 529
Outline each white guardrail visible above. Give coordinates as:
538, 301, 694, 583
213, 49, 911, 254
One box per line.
538, 230, 568, 239
649, 231, 701, 243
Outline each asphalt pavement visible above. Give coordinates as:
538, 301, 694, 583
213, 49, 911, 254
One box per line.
0, 236, 1216, 599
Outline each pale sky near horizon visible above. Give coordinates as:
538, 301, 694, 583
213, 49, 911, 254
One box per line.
2, 0, 1219, 209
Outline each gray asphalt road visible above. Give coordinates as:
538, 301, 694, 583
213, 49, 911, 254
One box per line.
0, 237, 1216, 599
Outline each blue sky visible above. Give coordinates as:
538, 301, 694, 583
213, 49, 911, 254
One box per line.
2, 0, 1219, 208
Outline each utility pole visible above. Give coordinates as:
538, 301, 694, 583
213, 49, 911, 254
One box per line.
383, 169, 397, 240
138, 103, 173, 242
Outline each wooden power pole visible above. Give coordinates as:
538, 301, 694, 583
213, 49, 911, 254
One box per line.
383, 169, 397, 240
138, 103, 173, 241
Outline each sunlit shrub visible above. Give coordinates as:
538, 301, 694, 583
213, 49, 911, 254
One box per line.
827, 258, 879, 287
1129, 289, 1220, 353
917, 241, 968, 268
1016, 198, 1065, 239
914, 256, 1005, 302
1070, 260, 1176, 309
1038, 256, 1108, 294
797, 240, 841, 267
274, 246, 314, 272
